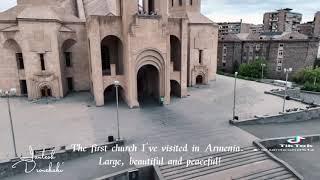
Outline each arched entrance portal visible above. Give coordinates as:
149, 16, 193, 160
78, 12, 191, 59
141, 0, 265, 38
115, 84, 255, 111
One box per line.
196, 75, 204, 85
170, 80, 181, 97
104, 85, 124, 105
40, 86, 52, 97
137, 65, 160, 105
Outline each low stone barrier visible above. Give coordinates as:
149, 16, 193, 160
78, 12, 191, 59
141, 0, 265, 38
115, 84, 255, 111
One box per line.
301, 90, 320, 95
265, 89, 320, 106
230, 107, 320, 125
0, 140, 124, 179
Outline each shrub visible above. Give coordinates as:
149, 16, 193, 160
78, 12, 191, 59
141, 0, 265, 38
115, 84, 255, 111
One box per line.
293, 67, 320, 85
302, 82, 320, 92
238, 59, 267, 79
294, 67, 320, 92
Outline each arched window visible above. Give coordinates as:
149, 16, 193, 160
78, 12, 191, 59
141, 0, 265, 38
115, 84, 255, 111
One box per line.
199, 50, 203, 64
61, 39, 76, 68
170, 35, 181, 71
101, 35, 124, 76
4, 39, 24, 70
148, 0, 155, 14
138, 0, 155, 15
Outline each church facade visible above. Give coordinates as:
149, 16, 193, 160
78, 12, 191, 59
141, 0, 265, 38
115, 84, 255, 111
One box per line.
0, 0, 218, 107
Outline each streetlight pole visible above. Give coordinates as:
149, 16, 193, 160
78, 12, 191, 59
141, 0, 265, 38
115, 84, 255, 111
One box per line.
233, 72, 238, 120
283, 68, 292, 113
261, 64, 266, 80
114, 81, 120, 140
5, 89, 18, 157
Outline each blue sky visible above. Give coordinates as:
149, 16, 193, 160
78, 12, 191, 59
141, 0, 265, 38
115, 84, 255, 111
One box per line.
0, 0, 319, 24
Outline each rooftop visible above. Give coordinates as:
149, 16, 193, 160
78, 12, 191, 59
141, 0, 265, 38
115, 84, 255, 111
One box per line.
220, 31, 311, 41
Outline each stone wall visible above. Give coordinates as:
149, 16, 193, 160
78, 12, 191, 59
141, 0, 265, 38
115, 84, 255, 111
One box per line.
230, 107, 320, 125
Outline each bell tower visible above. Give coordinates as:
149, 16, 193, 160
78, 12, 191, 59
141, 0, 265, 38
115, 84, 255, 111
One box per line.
137, 0, 168, 16
169, 0, 201, 16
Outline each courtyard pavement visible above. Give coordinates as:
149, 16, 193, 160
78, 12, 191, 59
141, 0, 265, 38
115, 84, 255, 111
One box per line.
238, 119, 320, 139
0, 75, 306, 162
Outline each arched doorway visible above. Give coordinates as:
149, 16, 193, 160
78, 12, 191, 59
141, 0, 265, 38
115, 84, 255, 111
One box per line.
104, 85, 124, 105
137, 65, 160, 105
170, 35, 181, 71
40, 86, 52, 97
170, 80, 181, 97
101, 35, 123, 76
196, 75, 204, 85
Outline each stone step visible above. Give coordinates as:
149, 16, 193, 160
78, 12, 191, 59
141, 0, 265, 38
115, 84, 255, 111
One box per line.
164, 154, 268, 180
160, 146, 256, 171
233, 166, 286, 180
254, 170, 293, 180
170, 156, 270, 180
161, 148, 262, 175
271, 173, 297, 180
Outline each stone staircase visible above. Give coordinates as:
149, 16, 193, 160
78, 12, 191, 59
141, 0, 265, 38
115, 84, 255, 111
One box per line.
232, 166, 298, 180
157, 146, 299, 180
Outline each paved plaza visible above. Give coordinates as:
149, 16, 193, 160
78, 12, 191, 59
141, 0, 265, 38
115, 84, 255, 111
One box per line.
0, 75, 306, 161
238, 119, 320, 139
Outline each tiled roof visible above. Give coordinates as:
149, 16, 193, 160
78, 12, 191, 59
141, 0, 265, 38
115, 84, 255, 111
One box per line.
83, 0, 119, 16
220, 31, 310, 41
187, 12, 215, 24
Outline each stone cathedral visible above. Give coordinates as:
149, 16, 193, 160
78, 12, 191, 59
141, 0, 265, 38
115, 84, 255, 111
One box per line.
0, 0, 218, 107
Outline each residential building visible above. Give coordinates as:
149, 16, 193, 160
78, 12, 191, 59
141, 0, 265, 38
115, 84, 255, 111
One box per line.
0, 0, 218, 107
297, 22, 314, 37
249, 24, 264, 34
218, 20, 251, 36
314, 11, 320, 38
218, 32, 319, 79
263, 8, 302, 32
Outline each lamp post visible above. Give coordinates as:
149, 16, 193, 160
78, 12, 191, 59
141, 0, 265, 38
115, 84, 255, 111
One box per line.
233, 72, 238, 120
283, 68, 293, 112
2, 88, 18, 157
261, 63, 266, 80
114, 81, 120, 140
